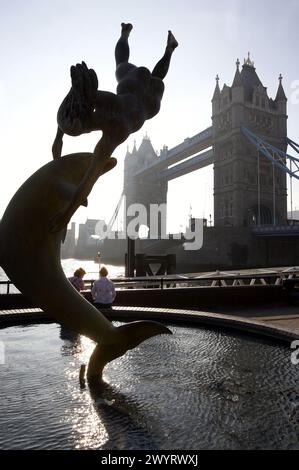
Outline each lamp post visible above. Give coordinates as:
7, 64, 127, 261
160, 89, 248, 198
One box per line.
90, 235, 101, 266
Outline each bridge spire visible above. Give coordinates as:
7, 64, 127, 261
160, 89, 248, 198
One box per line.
132, 139, 138, 156
275, 73, 287, 101
212, 74, 221, 100
232, 58, 242, 87
125, 144, 131, 159
244, 52, 255, 68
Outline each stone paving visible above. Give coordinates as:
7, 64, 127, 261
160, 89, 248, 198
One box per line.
214, 305, 299, 334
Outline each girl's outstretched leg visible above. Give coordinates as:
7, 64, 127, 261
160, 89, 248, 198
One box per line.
115, 23, 135, 82
152, 31, 178, 79
115, 23, 133, 66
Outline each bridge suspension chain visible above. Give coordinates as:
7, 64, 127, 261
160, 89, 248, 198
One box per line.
106, 191, 124, 233
241, 127, 299, 223
287, 137, 299, 155
241, 126, 299, 180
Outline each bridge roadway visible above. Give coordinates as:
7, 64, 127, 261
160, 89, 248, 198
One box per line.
159, 148, 214, 181
133, 126, 213, 179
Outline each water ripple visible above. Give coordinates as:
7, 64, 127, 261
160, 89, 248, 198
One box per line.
0, 323, 298, 449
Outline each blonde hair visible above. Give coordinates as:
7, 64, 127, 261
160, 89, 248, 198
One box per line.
74, 268, 86, 278
99, 266, 108, 277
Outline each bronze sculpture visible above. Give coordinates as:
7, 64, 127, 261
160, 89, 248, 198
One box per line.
51, 23, 178, 233
0, 23, 178, 384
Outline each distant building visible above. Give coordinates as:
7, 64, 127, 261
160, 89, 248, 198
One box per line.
288, 210, 299, 224
61, 222, 76, 258
75, 218, 104, 259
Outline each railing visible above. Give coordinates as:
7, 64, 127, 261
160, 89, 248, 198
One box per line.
1, 270, 299, 295
0, 281, 17, 295
252, 225, 299, 236
65, 271, 299, 291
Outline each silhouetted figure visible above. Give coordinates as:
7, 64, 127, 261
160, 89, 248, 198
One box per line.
92, 266, 116, 309
50, 23, 178, 232
53, 23, 178, 155
68, 267, 86, 292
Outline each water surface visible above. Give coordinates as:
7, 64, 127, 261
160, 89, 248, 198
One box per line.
0, 322, 298, 450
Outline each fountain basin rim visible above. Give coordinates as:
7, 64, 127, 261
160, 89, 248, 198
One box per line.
0, 306, 297, 344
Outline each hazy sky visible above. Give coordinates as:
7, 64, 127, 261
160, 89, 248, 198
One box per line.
1, 0, 299, 232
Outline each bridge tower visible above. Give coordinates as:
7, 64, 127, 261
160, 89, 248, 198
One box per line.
123, 136, 168, 235
212, 55, 288, 227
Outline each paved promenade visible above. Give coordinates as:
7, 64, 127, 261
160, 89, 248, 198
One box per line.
220, 305, 299, 337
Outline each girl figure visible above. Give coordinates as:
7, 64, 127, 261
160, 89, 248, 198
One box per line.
50, 23, 178, 233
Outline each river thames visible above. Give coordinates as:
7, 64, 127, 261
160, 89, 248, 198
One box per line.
0, 259, 124, 293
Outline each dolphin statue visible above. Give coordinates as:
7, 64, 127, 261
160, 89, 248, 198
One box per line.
0, 152, 171, 383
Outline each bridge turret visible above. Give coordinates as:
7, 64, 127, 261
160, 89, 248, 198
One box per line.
231, 59, 244, 105
160, 145, 169, 159
123, 135, 168, 238
131, 140, 138, 157
137, 135, 158, 166
213, 54, 288, 228
232, 59, 242, 86
212, 74, 221, 114
275, 75, 288, 139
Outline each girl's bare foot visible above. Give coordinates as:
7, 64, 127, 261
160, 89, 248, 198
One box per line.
121, 23, 133, 37
167, 30, 178, 51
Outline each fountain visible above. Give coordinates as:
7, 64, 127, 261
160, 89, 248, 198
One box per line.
0, 23, 298, 451
0, 23, 178, 384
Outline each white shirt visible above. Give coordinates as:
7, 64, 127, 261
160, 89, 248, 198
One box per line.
91, 277, 116, 305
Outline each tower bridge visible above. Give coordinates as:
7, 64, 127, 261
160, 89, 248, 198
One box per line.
103, 54, 299, 271
123, 54, 299, 230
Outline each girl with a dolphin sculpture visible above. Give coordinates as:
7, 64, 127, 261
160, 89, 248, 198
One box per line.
51, 22, 178, 233
0, 23, 178, 385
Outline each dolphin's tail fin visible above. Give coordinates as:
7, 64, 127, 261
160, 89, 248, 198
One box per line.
118, 320, 172, 350
87, 320, 172, 384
